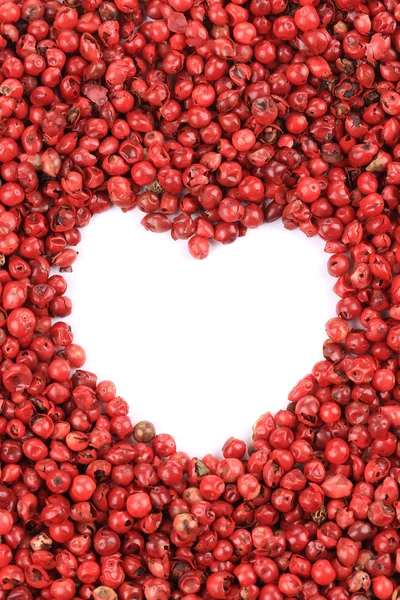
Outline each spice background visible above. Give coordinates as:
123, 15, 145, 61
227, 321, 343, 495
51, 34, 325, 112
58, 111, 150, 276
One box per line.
2, 0, 400, 597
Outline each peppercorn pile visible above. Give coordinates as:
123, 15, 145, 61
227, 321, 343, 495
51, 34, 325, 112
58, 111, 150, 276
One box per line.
1, 0, 400, 597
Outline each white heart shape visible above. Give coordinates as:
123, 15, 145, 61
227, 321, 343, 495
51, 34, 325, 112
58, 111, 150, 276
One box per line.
66, 209, 336, 456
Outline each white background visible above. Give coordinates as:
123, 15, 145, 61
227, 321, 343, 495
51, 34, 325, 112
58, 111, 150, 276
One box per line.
66, 208, 337, 457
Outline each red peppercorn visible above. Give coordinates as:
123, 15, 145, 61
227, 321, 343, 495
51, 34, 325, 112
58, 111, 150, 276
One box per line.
311, 559, 336, 586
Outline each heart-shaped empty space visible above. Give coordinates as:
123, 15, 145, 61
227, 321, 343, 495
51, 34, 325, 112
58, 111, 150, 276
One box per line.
66, 210, 337, 457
